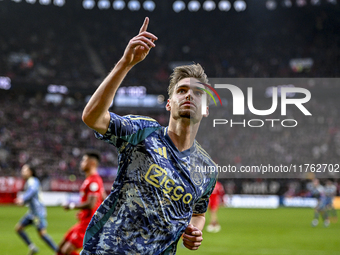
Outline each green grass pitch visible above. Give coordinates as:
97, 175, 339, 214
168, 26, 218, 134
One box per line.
1, 206, 339, 255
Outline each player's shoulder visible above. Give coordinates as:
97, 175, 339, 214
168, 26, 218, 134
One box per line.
194, 141, 218, 180
194, 140, 216, 166
27, 177, 39, 186
93, 173, 104, 184
87, 173, 102, 182
84, 174, 102, 191
216, 181, 224, 189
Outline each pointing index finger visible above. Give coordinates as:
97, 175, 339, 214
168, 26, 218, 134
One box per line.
139, 17, 149, 34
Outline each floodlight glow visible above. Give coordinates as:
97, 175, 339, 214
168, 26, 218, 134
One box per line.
173, 0, 185, 12
39, 0, 51, 5
143, 0, 155, 11
203, 0, 216, 11
113, 0, 125, 10
26, 0, 36, 3
266, 0, 277, 10
128, 0, 140, 11
12, 0, 22, 2
327, 0, 337, 4
296, 0, 306, 7
53, 0, 65, 6
218, 0, 231, 11
282, 0, 292, 7
98, 0, 110, 9
188, 0, 200, 12
310, 0, 321, 5
83, 0, 95, 9
234, 0, 246, 11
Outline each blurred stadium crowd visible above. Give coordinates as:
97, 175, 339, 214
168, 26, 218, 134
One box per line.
0, 2, 339, 194
1, 3, 340, 90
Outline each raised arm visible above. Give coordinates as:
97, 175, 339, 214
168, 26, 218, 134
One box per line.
82, 17, 158, 135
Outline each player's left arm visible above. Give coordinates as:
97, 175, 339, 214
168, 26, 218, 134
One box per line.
64, 181, 101, 210
182, 176, 217, 250
190, 213, 206, 231
64, 195, 98, 210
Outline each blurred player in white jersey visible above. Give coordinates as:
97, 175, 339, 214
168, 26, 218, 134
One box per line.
309, 179, 330, 227
324, 179, 337, 223
14, 164, 58, 255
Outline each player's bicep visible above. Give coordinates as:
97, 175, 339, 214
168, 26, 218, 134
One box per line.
94, 112, 135, 146
92, 111, 111, 135
83, 107, 111, 135
87, 194, 98, 209
87, 181, 102, 209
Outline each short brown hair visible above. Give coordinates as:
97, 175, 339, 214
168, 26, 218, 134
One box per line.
167, 63, 209, 98
84, 150, 101, 163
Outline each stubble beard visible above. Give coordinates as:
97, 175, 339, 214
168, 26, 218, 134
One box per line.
178, 109, 201, 124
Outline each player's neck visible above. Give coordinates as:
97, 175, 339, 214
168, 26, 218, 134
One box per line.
85, 168, 97, 178
167, 119, 199, 152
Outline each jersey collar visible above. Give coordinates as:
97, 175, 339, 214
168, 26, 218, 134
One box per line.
163, 127, 195, 158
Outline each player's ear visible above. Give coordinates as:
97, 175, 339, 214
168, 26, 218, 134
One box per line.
203, 106, 209, 117
166, 99, 171, 112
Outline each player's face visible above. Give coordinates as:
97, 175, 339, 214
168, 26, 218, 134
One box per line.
21, 164, 31, 180
166, 78, 209, 123
80, 155, 90, 172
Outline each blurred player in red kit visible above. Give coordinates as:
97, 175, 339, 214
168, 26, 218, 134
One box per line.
57, 151, 105, 255
206, 181, 225, 233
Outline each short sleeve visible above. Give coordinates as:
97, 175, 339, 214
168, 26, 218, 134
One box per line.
94, 112, 161, 147
88, 181, 100, 194
192, 178, 217, 214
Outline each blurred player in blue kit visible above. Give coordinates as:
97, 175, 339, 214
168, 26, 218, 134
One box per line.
324, 179, 337, 223
14, 164, 58, 255
309, 178, 336, 227
80, 17, 217, 255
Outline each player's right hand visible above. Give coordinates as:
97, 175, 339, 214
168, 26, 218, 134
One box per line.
63, 202, 75, 210
14, 197, 24, 206
121, 17, 158, 67
182, 224, 203, 250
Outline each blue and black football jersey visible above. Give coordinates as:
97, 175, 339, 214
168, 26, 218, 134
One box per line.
81, 112, 217, 255
22, 177, 46, 219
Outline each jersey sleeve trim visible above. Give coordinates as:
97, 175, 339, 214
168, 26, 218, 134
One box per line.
94, 112, 161, 147
203, 178, 217, 197
128, 116, 157, 121
120, 126, 162, 145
